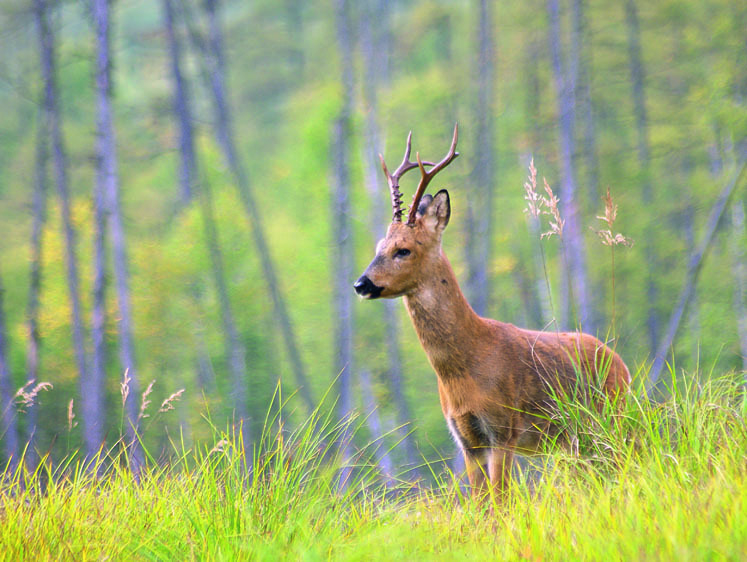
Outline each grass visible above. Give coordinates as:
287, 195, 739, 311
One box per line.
1, 369, 745, 560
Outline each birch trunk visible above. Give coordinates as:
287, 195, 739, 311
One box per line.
92, 0, 140, 462
546, 0, 594, 332
359, 0, 420, 479
465, 0, 496, 318
34, 0, 91, 453
572, 0, 600, 210
648, 161, 746, 392
625, 0, 660, 353
187, 0, 315, 413
359, 369, 396, 488
163, 0, 251, 459
0, 270, 18, 468
24, 109, 49, 466
731, 200, 747, 377
333, 0, 355, 489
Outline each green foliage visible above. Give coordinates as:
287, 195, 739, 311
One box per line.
0, 0, 745, 465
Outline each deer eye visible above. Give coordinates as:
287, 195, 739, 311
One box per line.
394, 248, 411, 258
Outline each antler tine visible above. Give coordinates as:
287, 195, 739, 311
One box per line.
406, 123, 459, 225
380, 131, 434, 222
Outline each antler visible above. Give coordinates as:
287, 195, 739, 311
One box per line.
379, 131, 434, 222
406, 123, 459, 225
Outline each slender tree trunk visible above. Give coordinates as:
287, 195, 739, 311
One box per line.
359, 369, 396, 488
92, 0, 141, 461
201, 178, 252, 458
0, 268, 18, 469
625, 0, 660, 353
359, 0, 420, 479
164, 0, 252, 458
34, 0, 91, 451
546, 0, 594, 332
89, 127, 107, 458
572, 0, 600, 210
465, 0, 496, 317
284, 0, 305, 76
648, 160, 746, 392
184, 0, 315, 414
333, 0, 355, 488
25, 108, 49, 466
523, 33, 553, 329
163, 0, 195, 207
731, 200, 747, 377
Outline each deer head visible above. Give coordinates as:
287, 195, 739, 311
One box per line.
354, 125, 459, 299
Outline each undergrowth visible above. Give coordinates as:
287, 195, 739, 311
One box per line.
1, 368, 745, 560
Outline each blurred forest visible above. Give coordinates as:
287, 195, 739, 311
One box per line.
0, 0, 745, 475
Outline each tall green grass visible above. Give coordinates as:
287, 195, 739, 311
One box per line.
1, 369, 745, 560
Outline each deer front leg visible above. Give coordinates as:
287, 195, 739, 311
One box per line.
464, 451, 489, 500
488, 445, 515, 500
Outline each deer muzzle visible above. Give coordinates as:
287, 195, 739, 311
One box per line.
353, 275, 383, 299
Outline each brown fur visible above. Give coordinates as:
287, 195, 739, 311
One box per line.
357, 190, 630, 497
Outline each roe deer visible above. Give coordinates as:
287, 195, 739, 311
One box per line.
354, 125, 630, 498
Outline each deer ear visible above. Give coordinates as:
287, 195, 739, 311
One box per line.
421, 189, 451, 233
416, 194, 434, 218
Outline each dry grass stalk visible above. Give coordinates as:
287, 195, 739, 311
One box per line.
67, 399, 77, 431
523, 158, 541, 218
14, 380, 53, 412
523, 159, 564, 239
138, 380, 156, 422
541, 178, 564, 239
594, 187, 633, 247
158, 389, 185, 413
120, 369, 131, 408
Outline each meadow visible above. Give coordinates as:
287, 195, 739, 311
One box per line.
1, 1, 745, 559
2, 369, 745, 561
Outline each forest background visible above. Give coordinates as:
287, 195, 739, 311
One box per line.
0, 0, 744, 477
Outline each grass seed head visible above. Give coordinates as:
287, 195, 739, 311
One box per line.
523, 158, 542, 218
14, 379, 53, 411
138, 380, 156, 422
67, 399, 77, 431
120, 369, 131, 408
540, 178, 564, 239
159, 389, 185, 413
593, 188, 632, 247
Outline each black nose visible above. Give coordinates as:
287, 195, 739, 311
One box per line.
354, 275, 382, 298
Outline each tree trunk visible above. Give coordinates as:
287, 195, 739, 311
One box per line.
359, 0, 420, 479
332, 0, 355, 489
359, 369, 396, 488
34, 0, 91, 452
92, 0, 141, 461
24, 108, 49, 467
184, 0, 315, 414
546, 0, 594, 332
625, 0, 660, 353
465, 0, 496, 318
284, 0, 305, 76
648, 160, 746, 392
0, 268, 18, 469
163, 0, 251, 458
163, 0, 194, 207
89, 121, 107, 458
731, 200, 747, 377
201, 178, 252, 460
572, 0, 600, 210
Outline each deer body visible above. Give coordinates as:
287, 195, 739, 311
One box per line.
354, 127, 630, 496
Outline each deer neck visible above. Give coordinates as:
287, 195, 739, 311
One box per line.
403, 250, 483, 378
